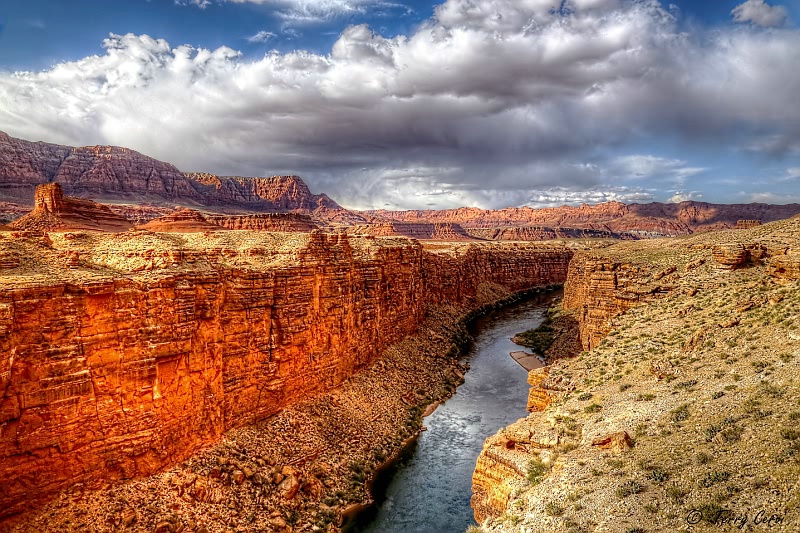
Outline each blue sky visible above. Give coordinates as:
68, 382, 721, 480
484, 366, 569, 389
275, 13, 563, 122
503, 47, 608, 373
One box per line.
0, 0, 799, 210
3, 1, 795, 69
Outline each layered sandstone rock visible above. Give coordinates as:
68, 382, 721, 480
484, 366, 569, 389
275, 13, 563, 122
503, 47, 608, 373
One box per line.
107, 205, 176, 225
0, 232, 573, 519
472, 419, 567, 523
137, 208, 224, 232
0, 133, 352, 222
347, 222, 476, 240
9, 183, 132, 232
736, 219, 762, 229
562, 254, 669, 350
466, 226, 636, 241
206, 213, 319, 232
768, 251, 800, 280
712, 243, 748, 269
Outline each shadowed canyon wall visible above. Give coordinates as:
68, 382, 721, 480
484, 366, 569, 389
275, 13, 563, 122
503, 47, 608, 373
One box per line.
0, 233, 572, 518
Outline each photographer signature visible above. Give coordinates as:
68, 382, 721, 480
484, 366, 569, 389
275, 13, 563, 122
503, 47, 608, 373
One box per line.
686, 508, 784, 528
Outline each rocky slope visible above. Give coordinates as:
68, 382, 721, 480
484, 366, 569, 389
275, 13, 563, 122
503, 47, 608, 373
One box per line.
471, 219, 800, 532
10, 183, 132, 232
0, 230, 574, 526
370, 201, 800, 236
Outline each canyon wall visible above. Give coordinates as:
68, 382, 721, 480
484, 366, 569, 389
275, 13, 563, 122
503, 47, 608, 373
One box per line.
469, 219, 800, 533
0, 133, 353, 223
368, 200, 800, 236
0, 232, 572, 518
347, 222, 476, 241
561, 252, 674, 350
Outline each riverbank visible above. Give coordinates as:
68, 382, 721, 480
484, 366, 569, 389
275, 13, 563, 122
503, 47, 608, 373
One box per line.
4, 282, 560, 533
348, 294, 559, 533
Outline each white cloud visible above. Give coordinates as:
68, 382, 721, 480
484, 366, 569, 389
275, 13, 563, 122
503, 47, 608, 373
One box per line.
1, 1, 800, 209
176, 0, 212, 8
782, 167, 800, 180
746, 192, 800, 203
667, 191, 703, 203
732, 0, 788, 28
184, 0, 408, 24
522, 186, 655, 208
247, 30, 277, 43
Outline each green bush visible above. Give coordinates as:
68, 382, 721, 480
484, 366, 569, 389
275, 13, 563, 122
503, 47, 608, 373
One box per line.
527, 458, 548, 485
616, 480, 644, 499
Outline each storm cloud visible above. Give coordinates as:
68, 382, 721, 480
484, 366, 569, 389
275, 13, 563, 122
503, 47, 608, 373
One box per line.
0, 0, 798, 209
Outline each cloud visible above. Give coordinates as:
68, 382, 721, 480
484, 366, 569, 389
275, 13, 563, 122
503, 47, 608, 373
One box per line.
182, 0, 409, 24
667, 191, 703, 203
1, 1, 800, 209
610, 155, 705, 184
247, 30, 276, 43
732, 0, 788, 27
782, 167, 800, 180
176, 0, 212, 8
746, 191, 800, 203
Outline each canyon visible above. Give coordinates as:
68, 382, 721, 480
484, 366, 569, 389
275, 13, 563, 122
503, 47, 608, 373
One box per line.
471, 218, 800, 532
0, 223, 574, 529
2, 130, 800, 533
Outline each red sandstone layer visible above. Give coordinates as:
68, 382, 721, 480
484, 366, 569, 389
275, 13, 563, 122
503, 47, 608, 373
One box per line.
346, 221, 477, 240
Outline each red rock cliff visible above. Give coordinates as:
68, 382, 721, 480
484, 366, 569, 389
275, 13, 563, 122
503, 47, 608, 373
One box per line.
0, 232, 572, 518
562, 251, 674, 350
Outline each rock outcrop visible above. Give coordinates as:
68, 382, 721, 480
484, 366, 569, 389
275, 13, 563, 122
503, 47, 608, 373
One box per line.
711, 243, 749, 269
0, 232, 573, 519
736, 219, 762, 229
768, 251, 800, 280
466, 226, 636, 241
9, 183, 132, 232
562, 253, 669, 350
206, 213, 319, 232
139, 210, 321, 233
347, 222, 477, 240
137, 208, 225, 232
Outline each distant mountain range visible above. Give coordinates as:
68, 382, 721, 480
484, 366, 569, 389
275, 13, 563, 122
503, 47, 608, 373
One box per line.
2, 131, 799, 237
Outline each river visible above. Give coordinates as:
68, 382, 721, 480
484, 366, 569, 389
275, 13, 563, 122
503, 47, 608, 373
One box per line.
348, 293, 556, 533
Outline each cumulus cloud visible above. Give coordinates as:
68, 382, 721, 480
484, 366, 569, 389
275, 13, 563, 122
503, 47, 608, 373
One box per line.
1, 0, 800, 209
667, 191, 703, 203
732, 0, 788, 27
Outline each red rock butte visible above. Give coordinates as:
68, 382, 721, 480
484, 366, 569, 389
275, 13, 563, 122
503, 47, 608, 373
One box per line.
10, 183, 132, 232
